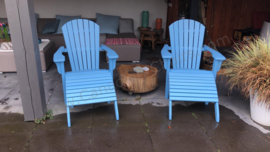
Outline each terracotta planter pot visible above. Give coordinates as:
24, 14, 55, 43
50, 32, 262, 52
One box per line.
250, 91, 270, 126
156, 18, 162, 29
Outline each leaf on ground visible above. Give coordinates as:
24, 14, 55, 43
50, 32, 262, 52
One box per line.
135, 95, 141, 101
145, 123, 148, 127
267, 136, 270, 139
103, 124, 107, 126
121, 98, 127, 101
11, 131, 15, 133
192, 113, 197, 119
168, 126, 171, 129
147, 129, 149, 132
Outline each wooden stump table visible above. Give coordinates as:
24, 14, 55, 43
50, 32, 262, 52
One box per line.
117, 64, 158, 94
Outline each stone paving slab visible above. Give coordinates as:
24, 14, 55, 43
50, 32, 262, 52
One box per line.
148, 121, 217, 152
91, 125, 154, 152
92, 104, 145, 127
25, 129, 91, 152
201, 119, 270, 152
187, 102, 241, 121
0, 132, 32, 152
141, 103, 195, 124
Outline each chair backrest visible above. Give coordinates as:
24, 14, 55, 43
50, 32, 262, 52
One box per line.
62, 19, 100, 71
169, 19, 205, 69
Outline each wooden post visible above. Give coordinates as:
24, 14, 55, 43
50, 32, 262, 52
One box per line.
4, 0, 46, 121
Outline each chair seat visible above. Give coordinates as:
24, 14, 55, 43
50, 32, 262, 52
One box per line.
169, 69, 218, 102
65, 70, 116, 106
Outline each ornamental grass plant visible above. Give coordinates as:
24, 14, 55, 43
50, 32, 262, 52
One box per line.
223, 37, 270, 105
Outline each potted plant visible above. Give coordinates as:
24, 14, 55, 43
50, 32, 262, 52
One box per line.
223, 38, 270, 126
0, 22, 12, 50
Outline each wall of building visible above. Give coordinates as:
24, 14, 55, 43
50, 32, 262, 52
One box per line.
0, 0, 168, 38
206, 0, 270, 47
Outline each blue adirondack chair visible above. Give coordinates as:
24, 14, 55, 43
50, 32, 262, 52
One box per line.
162, 19, 226, 122
53, 19, 119, 127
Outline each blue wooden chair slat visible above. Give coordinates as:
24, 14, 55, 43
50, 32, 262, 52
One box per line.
95, 25, 100, 69
67, 97, 117, 106
78, 19, 87, 70
170, 97, 219, 102
66, 77, 112, 83
170, 89, 217, 94
162, 19, 226, 122
174, 22, 180, 68
179, 21, 184, 68
66, 80, 113, 87
188, 20, 194, 69
197, 24, 205, 69
67, 89, 116, 98
169, 85, 217, 90
62, 26, 75, 71
89, 21, 96, 69
84, 20, 91, 69
183, 20, 189, 68
72, 20, 84, 70
66, 22, 80, 71
54, 19, 119, 127
193, 22, 200, 69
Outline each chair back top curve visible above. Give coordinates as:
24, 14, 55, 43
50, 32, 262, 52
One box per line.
169, 19, 205, 69
62, 19, 100, 71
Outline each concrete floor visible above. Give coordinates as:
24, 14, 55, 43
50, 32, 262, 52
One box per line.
0, 46, 270, 151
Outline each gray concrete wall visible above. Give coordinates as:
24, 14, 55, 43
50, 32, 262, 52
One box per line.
0, 0, 168, 38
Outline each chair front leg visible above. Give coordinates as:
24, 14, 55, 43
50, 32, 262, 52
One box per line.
66, 106, 71, 127
165, 71, 169, 99
215, 102, 220, 122
114, 100, 119, 120
169, 100, 172, 120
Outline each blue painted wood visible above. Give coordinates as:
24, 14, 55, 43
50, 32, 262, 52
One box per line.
179, 21, 184, 68
192, 22, 200, 69
196, 24, 205, 69
169, 100, 172, 120
54, 19, 119, 127
67, 106, 71, 127
72, 20, 84, 70
161, 44, 172, 99
78, 19, 87, 69
183, 20, 188, 68
114, 100, 119, 120
215, 103, 220, 122
84, 20, 91, 69
188, 20, 194, 69
161, 19, 226, 122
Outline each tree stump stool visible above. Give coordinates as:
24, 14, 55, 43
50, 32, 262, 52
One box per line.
117, 64, 158, 93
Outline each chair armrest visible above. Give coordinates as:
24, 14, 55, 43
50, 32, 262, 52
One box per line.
203, 45, 226, 61
161, 44, 172, 59
53, 46, 66, 75
203, 45, 226, 78
100, 44, 119, 59
100, 44, 119, 73
161, 44, 172, 71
